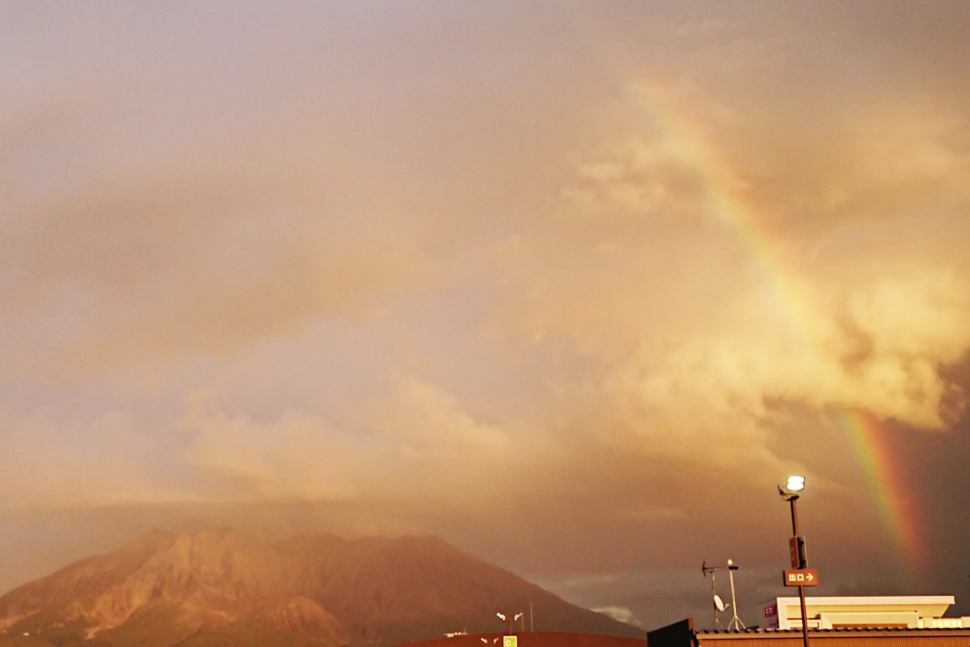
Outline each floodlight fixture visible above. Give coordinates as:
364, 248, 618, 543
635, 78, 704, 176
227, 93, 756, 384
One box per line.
778, 475, 805, 501
787, 476, 805, 492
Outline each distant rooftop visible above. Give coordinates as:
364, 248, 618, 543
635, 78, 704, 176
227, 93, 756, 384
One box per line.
762, 595, 970, 630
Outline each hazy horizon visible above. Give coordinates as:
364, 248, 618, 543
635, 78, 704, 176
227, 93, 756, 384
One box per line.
2, 0, 969, 631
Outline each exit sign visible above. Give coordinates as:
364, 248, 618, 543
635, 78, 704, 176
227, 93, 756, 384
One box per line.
783, 568, 819, 587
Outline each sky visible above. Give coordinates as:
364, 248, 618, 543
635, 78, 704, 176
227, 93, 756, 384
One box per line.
2, 0, 970, 631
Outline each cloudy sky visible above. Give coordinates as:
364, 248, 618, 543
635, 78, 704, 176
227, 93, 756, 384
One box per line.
2, 0, 970, 630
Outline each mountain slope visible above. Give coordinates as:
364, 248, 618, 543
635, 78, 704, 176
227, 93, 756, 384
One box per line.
0, 530, 641, 647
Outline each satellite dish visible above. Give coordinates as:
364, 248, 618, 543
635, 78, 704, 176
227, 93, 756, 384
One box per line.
714, 594, 727, 612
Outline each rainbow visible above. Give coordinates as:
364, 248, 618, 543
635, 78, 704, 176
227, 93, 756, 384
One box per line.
832, 409, 926, 583
619, 81, 826, 345
618, 76, 927, 579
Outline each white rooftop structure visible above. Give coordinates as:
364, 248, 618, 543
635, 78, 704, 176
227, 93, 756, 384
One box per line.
762, 596, 970, 630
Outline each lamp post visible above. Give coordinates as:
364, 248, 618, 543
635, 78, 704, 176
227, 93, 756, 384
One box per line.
497, 612, 523, 634
779, 476, 810, 647
726, 560, 744, 631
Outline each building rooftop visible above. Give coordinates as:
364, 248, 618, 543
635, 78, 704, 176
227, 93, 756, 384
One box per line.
763, 596, 968, 630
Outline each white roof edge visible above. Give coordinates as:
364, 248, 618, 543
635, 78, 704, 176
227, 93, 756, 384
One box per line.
775, 596, 955, 604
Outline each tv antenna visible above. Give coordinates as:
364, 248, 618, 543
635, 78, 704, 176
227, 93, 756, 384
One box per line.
702, 559, 744, 631
702, 561, 726, 629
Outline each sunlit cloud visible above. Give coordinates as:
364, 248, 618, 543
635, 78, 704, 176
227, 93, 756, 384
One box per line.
1, 0, 969, 628
0, 407, 191, 512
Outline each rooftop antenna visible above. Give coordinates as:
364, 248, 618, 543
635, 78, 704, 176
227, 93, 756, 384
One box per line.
702, 561, 727, 629
726, 559, 745, 631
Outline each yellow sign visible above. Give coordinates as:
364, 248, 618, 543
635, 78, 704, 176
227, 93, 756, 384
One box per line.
504, 636, 518, 647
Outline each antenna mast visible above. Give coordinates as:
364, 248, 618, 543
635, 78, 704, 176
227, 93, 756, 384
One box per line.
701, 561, 726, 629
703, 559, 745, 631
726, 559, 745, 631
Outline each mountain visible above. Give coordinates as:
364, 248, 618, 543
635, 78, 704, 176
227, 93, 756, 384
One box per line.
0, 529, 642, 647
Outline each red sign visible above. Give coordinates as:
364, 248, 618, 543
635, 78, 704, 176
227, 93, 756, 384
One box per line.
789, 537, 799, 568
784, 568, 819, 587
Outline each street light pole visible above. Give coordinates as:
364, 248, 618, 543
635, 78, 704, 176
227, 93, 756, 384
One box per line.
780, 476, 810, 647
497, 612, 523, 634
789, 496, 809, 647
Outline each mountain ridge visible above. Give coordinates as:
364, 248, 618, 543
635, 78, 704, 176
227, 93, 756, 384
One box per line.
0, 529, 641, 647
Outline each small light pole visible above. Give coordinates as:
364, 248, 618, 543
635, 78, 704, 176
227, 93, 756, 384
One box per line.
726, 560, 744, 631
496, 612, 522, 634
778, 476, 810, 647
